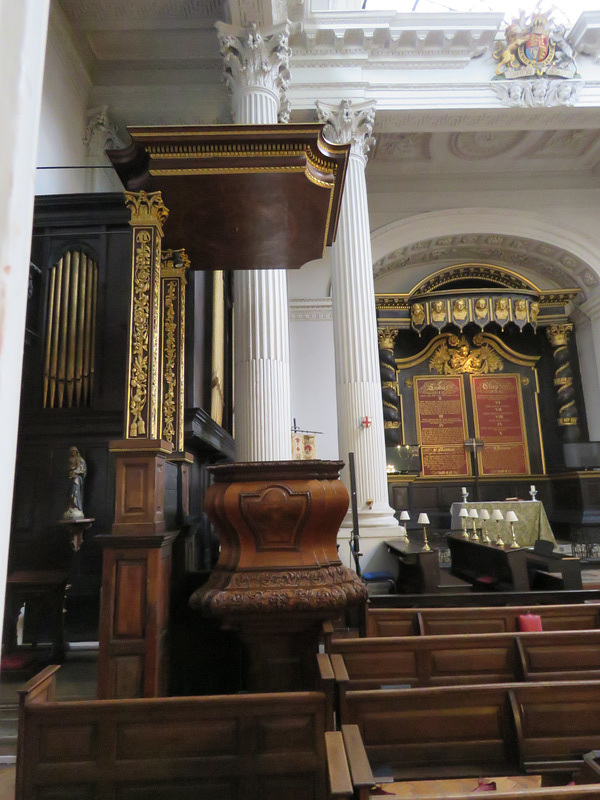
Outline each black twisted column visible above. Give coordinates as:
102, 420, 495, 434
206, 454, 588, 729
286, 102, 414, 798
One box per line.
546, 323, 580, 443
378, 327, 402, 446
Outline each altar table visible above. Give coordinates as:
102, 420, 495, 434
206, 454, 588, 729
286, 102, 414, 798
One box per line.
450, 500, 555, 547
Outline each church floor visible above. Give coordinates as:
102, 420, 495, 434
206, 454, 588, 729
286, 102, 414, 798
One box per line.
379, 775, 542, 796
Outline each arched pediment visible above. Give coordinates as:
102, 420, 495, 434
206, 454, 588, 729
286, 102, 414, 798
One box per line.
371, 209, 600, 299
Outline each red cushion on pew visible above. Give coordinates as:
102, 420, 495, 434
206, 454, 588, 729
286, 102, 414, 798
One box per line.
1, 652, 35, 670
472, 780, 497, 792
518, 613, 543, 631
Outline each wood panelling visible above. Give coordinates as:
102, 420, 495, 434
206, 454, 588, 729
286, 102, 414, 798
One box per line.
330, 630, 600, 690
114, 562, 145, 637
113, 655, 144, 699
97, 533, 177, 699
17, 668, 332, 800
366, 604, 600, 638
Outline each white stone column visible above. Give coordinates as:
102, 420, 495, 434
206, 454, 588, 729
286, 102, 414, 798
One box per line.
317, 100, 399, 570
0, 0, 51, 644
217, 21, 292, 461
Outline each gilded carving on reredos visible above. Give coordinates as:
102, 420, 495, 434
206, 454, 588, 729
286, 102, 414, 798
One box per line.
429, 334, 504, 376
378, 327, 399, 350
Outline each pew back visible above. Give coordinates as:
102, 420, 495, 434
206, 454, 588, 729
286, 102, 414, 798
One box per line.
510, 682, 600, 773
17, 669, 332, 800
330, 630, 600, 689
365, 604, 600, 638
339, 681, 600, 782
519, 631, 600, 681
331, 632, 519, 688
341, 684, 517, 780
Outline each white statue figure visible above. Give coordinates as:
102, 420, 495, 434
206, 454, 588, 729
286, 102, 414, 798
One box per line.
63, 446, 87, 520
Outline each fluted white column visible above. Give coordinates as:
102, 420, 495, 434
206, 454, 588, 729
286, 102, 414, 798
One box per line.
217, 21, 292, 461
317, 100, 398, 541
0, 0, 50, 646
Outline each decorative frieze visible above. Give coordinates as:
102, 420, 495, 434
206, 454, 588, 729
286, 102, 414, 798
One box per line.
373, 235, 591, 293
491, 79, 582, 108
288, 298, 333, 321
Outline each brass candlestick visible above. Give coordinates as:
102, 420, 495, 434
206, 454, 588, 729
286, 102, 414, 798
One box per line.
491, 509, 504, 547
459, 507, 469, 538
418, 513, 430, 552
469, 508, 479, 541
480, 509, 491, 544
506, 510, 519, 548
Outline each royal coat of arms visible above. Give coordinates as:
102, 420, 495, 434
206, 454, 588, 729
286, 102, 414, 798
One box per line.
494, 11, 577, 79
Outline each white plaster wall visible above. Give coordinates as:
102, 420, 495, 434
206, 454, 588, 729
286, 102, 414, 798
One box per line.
288, 255, 339, 460
35, 5, 120, 195
289, 309, 339, 461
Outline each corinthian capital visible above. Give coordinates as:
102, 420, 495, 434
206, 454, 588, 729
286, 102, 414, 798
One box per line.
315, 99, 376, 162
216, 21, 291, 122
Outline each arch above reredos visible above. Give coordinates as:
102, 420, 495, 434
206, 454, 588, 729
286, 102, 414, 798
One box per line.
371, 208, 600, 300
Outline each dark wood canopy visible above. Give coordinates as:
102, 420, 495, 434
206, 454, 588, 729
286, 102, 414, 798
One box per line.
107, 124, 349, 271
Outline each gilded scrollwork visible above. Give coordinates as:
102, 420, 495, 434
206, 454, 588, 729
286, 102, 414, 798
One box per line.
162, 280, 177, 444
124, 190, 169, 440
378, 327, 399, 351
429, 334, 504, 376
125, 190, 169, 228
128, 229, 152, 436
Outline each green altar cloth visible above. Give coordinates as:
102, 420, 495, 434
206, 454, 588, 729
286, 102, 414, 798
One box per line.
450, 501, 556, 547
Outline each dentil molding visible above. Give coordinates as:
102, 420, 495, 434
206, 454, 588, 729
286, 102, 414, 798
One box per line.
289, 298, 333, 321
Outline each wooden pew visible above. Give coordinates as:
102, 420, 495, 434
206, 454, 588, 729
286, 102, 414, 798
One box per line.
414, 787, 600, 799
339, 683, 518, 780
329, 630, 600, 690
336, 725, 600, 800
335, 723, 600, 800
519, 630, 600, 682
339, 681, 600, 782
510, 682, 600, 775
16, 666, 337, 800
330, 632, 520, 689
368, 589, 600, 609
365, 603, 600, 638
580, 749, 600, 783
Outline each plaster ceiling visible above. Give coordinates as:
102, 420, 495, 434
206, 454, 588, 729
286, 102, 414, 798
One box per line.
56, 0, 600, 286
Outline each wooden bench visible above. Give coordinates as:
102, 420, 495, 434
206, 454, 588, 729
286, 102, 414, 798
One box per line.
404, 787, 600, 800
511, 682, 600, 775
332, 724, 600, 800
340, 683, 517, 780
367, 589, 600, 608
328, 630, 600, 690
338, 681, 600, 782
16, 665, 340, 800
365, 603, 600, 638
